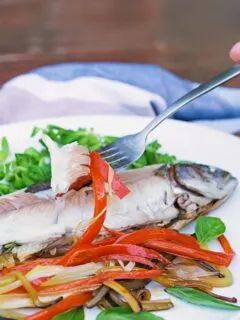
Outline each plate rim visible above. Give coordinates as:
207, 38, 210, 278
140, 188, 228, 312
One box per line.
1, 114, 240, 145
0, 114, 239, 320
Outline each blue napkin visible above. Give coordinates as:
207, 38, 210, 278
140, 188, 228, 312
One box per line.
32, 62, 240, 122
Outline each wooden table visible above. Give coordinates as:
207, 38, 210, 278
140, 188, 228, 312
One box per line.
0, 0, 239, 86
0, 0, 240, 136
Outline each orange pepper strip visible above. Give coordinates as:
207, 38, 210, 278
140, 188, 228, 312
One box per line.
24, 292, 92, 320
218, 235, 235, 256
116, 229, 200, 249
59, 154, 107, 265
90, 151, 130, 199
103, 226, 124, 237
93, 236, 119, 246
63, 244, 170, 266
7, 257, 60, 274
144, 240, 233, 266
38, 269, 164, 295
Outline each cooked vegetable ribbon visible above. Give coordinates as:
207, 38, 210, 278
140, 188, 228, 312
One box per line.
116, 229, 200, 249
218, 235, 235, 256
144, 240, 233, 266
24, 292, 92, 320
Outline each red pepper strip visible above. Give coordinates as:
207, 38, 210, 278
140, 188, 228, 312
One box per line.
11, 287, 27, 294
9, 238, 115, 275
39, 269, 163, 294
90, 155, 107, 219
90, 151, 130, 199
103, 226, 124, 237
59, 159, 107, 265
24, 292, 92, 320
63, 244, 170, 266
93, 236, 119, 247
1, 268, 9, 276
99, 254, 158, 269
8, 257, 60, 274
116, 229, 200, 249
144, 240, 233, 266
67, 174, 92, 193
31, 276, 52, 287
218, 235, 235, 256
7, 241, 115, 276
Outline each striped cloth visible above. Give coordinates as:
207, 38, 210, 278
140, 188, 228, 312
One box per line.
0, 62, 240, 133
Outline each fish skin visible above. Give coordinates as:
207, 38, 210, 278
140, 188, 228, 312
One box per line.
0, 163, 237, 265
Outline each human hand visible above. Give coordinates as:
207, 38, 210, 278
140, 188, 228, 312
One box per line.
229, 42, 240, 62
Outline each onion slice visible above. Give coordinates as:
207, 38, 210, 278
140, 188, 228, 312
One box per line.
0, 265, 64, 295
0, 309, 26, 320
41, 262, 102, 287
86, 286, 109, 308
141, 299, 174, 311
104, 280, 141, 313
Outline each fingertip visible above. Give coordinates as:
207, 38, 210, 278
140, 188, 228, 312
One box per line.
229, 42, 240, 62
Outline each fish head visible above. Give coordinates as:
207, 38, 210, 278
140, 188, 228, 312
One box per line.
155, 163, 237, 230
170, 163, 237, 200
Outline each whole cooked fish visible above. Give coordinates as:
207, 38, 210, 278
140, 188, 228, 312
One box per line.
0, 163, 237, 266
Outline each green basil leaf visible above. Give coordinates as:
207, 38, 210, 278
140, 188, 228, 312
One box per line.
53, 307, 84, 320
0, 137, 10, 163
195, 216, 226, 243
96, 307, 164, 320
165, 287, 240, 310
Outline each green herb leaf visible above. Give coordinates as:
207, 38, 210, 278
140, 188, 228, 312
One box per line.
0, 137, 10, 163
0, 183, 12, 195
129, 139, 176, 169
53, 307, 84, 320
24, 147, 42, 162
0, 165, 5, 180
15, 153, 33, 166
27, 165, 45, 182
3, 242, 20, 253
0, 125, 178, 195
195, 216, 226, 243
39, 162, 51, 181
12, 177, 26, 190
31, 126, 41, 137
96, 307, 164, 320
103, 136, 117, 145
165, 286, 240, 310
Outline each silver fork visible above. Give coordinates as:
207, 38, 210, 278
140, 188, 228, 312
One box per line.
98, 64, 240, 169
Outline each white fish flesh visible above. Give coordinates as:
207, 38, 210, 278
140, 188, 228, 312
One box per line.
0, 163, 237, 265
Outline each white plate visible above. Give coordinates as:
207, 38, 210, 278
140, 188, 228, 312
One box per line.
1, 115, 240, 320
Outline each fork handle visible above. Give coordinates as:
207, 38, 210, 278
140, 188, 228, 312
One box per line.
142, 64, 240, 136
